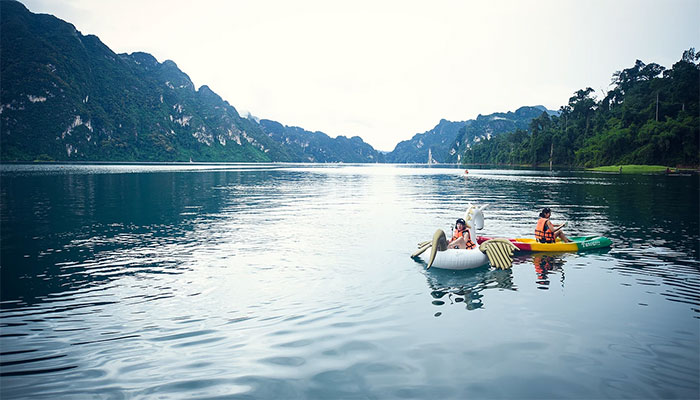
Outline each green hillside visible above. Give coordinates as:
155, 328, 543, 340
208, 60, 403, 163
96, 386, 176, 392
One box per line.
385, 106, 552, 164
461, 51, 699, 168
0, 1, 382, 163
3, 0, 695, 167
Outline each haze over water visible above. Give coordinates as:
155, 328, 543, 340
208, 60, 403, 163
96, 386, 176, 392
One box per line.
1, 164, 698, 398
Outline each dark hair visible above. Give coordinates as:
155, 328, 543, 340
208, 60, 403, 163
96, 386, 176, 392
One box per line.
539, 207, 551, 218
456, 218, 466, 226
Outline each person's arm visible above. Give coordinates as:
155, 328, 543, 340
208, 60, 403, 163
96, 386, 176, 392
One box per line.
547, 220, 559, 233
448, 232, 459, 247
549, 220, 566, 233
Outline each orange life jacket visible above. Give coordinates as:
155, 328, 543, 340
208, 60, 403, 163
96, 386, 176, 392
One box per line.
452, 228, 476, 249
535, 217, 555, 243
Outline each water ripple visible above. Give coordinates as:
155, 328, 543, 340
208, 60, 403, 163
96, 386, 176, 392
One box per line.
1, 164, 698, 398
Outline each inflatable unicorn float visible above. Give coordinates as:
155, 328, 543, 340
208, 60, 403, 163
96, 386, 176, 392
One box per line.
412, 203, 519, 270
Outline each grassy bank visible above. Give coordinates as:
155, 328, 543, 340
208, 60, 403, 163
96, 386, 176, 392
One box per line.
588, 165, 676, 174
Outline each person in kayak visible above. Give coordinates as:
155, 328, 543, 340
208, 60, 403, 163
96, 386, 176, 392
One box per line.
535, 207, 571, 243
449, 218, 476, 249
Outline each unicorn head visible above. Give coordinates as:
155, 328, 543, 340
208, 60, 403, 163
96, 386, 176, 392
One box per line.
464, 203, 487, 238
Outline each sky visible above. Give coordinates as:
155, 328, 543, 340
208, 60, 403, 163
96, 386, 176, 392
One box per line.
19, 0, 700, 151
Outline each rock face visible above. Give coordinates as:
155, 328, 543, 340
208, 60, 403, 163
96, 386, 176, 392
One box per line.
0, 1, 384, 162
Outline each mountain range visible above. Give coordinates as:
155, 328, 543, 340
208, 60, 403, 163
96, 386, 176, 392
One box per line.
1, 0, 551, 163
386, 106, 557, 163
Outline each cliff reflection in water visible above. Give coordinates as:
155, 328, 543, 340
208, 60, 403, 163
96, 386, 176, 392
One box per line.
0, 168, 268, 307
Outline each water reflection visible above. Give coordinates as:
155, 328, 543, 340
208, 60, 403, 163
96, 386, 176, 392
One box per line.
1, 164, 698, 398
0, 169, 276, 307
419, 264, 516, 314
532, 253, 566, 290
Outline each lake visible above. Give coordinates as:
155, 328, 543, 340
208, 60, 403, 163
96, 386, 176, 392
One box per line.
1, 163, 698, 399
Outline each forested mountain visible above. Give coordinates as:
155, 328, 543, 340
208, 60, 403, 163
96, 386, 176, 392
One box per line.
258, 119, 383, 163
462, 51, 699, 167
386, 119, 467, 163
2, 1, 695, 167
0, 1, 382, 162
386, 106, 554, 163
444, 106, 557, 163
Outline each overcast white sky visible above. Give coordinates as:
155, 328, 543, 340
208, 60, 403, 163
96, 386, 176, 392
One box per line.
20, 0, 700, 151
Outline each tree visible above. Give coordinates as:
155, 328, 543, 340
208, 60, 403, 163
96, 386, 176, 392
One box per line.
461, 50, 699, 168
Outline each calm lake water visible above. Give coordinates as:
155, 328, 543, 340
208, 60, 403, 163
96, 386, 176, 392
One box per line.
1, 163, 698, 399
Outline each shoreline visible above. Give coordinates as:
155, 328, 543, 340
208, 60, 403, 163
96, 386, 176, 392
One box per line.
586, 164, 699, 174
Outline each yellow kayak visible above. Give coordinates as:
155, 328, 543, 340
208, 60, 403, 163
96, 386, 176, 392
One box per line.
477, 236, 612, 252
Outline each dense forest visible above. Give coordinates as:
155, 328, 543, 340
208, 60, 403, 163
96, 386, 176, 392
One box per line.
462, 49, 699, 167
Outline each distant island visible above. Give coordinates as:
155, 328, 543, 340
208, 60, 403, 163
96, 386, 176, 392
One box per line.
1, 0, 697, 168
